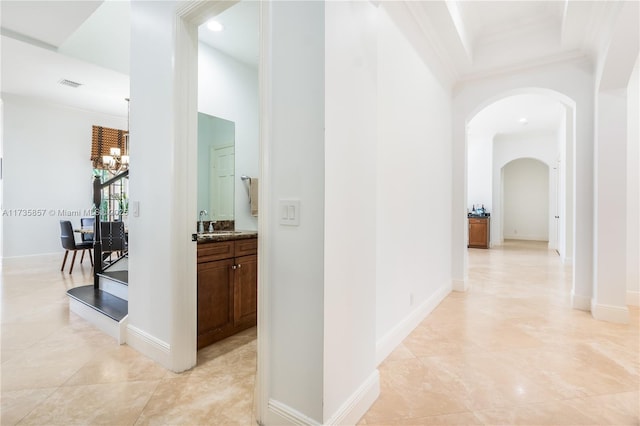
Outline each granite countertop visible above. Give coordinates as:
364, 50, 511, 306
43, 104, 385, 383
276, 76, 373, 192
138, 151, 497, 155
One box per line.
197, 230, 258, 243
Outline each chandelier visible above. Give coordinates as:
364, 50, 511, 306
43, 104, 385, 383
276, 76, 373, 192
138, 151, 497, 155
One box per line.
102, 98, 130, 174
102, 146, 129, 173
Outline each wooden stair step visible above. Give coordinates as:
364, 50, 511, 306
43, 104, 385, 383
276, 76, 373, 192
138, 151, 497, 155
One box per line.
67, 285, 128, 322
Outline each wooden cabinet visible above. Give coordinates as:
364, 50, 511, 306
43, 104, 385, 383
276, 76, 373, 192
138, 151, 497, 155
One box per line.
468, 217, 490, 249
197, 238, 257, 349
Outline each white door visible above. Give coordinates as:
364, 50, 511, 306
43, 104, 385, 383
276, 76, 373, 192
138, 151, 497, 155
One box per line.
210, 145, 234, 221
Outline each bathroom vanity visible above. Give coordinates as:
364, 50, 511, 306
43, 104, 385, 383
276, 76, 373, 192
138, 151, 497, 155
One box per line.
197, 232, 257, 349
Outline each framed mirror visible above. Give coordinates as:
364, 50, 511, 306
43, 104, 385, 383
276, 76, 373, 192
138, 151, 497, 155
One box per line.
197, 112, 235, 222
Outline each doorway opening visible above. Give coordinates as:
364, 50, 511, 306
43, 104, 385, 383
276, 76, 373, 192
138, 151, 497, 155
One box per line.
501, 158, 550, 243
463, 89, 576, 300
173, 0, 264, 422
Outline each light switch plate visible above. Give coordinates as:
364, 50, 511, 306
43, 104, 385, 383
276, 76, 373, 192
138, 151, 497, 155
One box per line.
279, 200, 300, 226
132, 201, 140, 217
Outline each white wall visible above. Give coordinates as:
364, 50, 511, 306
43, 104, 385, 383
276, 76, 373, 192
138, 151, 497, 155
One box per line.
324, 2, 379, 422
467, 135, 492, 212
492, 131, 557, 245
591, 0, 638, 322
502, 158, 549, 240
128, 0, 185, 363
627, 57, 639, 306
265, 1, 325, 422
375, 5, 452, 358
1, 94, 126, 257
198, 43, 258, 231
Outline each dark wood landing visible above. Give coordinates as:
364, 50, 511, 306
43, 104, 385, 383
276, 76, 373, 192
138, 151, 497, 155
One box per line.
67, 285, 128, 321
99, 270, 128, 285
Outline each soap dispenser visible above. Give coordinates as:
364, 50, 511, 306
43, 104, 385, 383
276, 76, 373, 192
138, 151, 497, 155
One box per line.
208, 222, 214, 232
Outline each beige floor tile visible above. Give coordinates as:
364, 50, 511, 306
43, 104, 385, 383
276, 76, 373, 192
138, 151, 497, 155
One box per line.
473, 399, 605, 425
377, 411, 483, 425
63, 344, 169, 386
1, 341, 95, 391
362, 358, 468, 423
563, 391, 640, 425
1, 321, 68, 352
382, 343, 416, 363
134, 374, 254, 426
0, 387, 57, 425
18, 381, 160, 425
418, 352, 568, 411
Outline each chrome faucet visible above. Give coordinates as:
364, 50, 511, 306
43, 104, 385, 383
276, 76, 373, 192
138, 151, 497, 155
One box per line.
198, 210, 208, 233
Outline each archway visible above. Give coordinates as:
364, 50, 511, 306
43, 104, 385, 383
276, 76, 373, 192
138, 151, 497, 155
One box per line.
454, 86, 586, 310
465, 90, 573, 255
501, 158, 550, 244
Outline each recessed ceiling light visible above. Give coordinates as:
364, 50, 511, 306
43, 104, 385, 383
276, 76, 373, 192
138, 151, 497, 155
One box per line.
518, 117, 528, 125
207, 20, 224, 32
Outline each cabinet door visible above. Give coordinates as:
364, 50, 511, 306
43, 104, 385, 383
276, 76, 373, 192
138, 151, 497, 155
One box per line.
197, 258, 235, 348
233, 254, 257, 327
468, 219, 488, 248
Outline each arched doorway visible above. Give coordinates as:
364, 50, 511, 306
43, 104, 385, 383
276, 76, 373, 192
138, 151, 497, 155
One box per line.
454, 86, 588, 310
501, 158, 550, 244
465, 91, 572, 256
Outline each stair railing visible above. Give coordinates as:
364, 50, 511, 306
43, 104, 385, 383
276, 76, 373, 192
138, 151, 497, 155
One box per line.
92, 170, 129, 288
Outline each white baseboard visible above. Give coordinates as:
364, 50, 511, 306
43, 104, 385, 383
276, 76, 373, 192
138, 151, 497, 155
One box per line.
627, 290, 640, 307
571, 292, 591, 311
126, 324, 171, 369
69, 298, 127, 343
267, 398, 321, 426
375, 283, 451, 366
591, 300, 630, 324
452, 279, 468, 292
325, 370, 380, 426
503, 235, 548, 241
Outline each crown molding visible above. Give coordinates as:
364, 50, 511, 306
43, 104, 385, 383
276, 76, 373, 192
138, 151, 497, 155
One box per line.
454, 49, 592, 92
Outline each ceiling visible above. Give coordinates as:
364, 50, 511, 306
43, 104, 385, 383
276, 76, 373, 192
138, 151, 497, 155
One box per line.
468, 94, 565, 139
198, 1, 259, 68
0, 0, 625, 137
0, 0, 258, 117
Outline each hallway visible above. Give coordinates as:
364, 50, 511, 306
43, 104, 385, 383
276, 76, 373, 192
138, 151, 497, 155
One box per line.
360, 240, 639, 425
1, 241, 638, 425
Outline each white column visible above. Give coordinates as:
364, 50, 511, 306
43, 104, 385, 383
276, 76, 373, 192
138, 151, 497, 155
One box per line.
592, 89, 629, 323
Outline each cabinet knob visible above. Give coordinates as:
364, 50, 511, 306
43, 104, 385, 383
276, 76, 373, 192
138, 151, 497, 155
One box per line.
232, 265, 237, 270
237, 264, 242, 269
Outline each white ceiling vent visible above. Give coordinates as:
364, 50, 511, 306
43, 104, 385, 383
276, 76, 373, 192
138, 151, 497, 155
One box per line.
58, 78, 82, 88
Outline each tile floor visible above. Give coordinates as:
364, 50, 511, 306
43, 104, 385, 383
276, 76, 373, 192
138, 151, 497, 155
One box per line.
2, 241, 638, 425
360, 240, 639, 425
1, 254, 256, 425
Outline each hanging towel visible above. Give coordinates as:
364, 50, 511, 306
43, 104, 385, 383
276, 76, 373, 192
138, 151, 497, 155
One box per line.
250, 178, 259, 217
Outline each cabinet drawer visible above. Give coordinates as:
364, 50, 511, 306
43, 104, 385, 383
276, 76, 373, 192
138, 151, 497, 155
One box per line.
469, 218, 487, 224
235, 238, 257, 257
198, 241, 234, 263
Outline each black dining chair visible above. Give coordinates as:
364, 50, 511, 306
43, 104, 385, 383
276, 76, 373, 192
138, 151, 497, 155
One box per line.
80, 217, 95, 243
100, 221, 127, 265
60, 220, 93, 274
